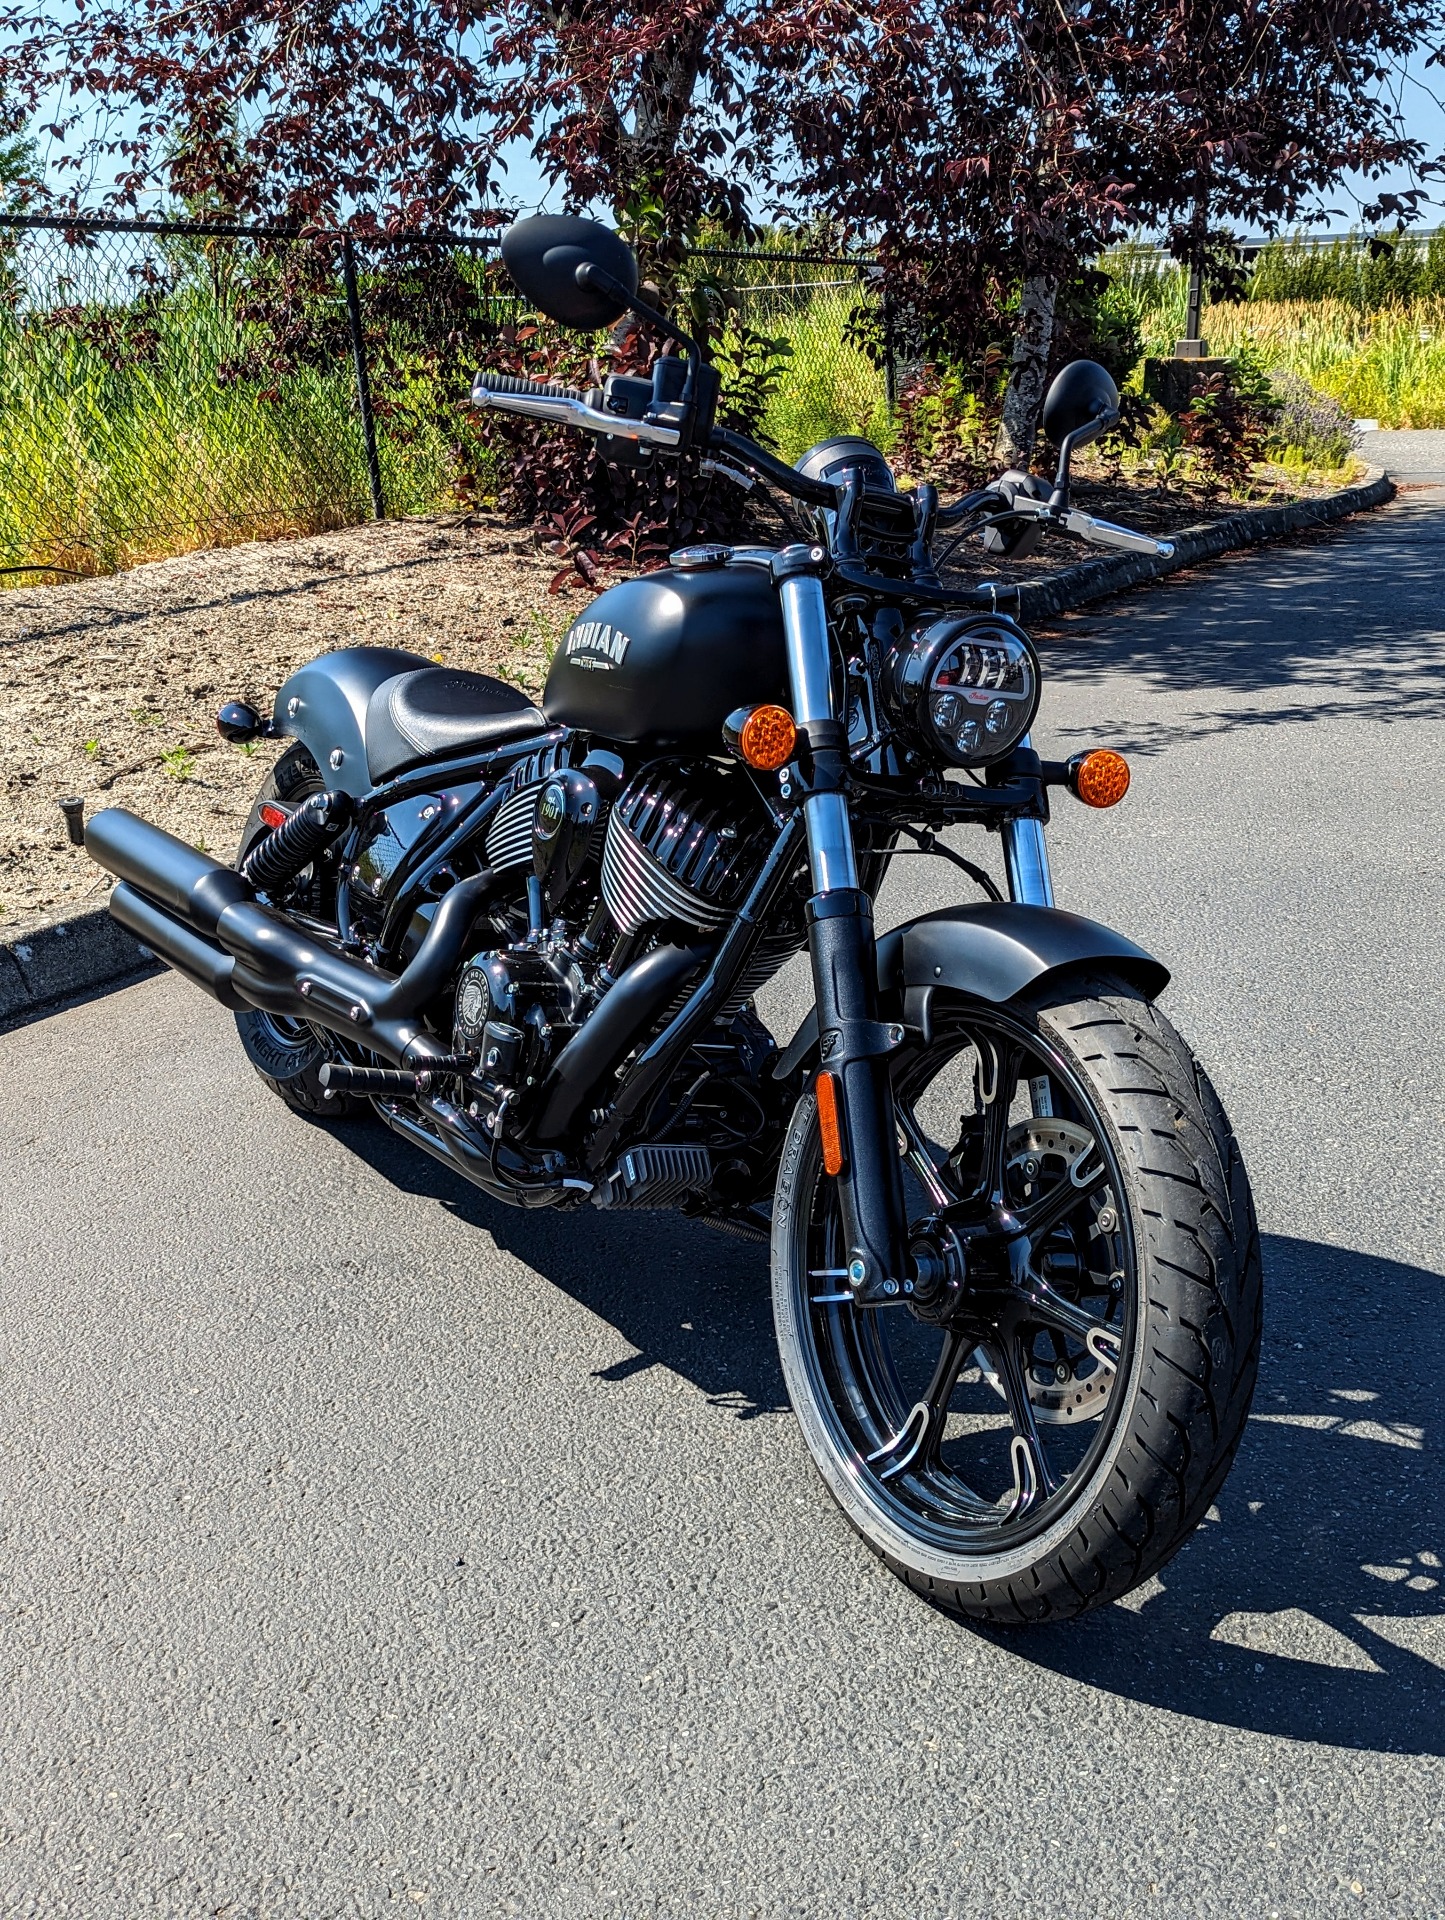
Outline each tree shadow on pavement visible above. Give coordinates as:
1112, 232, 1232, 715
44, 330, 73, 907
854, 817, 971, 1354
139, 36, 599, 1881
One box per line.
1035, 499, 1445, 753
1000, 1233, 1445, 1757
344, 1120, 1443, 1755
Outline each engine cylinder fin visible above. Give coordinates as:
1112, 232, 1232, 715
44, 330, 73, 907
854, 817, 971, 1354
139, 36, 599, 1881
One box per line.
600, 765, 761, 934
484, 742, 576, 874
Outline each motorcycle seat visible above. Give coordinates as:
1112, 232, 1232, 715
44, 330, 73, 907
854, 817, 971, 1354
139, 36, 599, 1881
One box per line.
365, 667, 546, 782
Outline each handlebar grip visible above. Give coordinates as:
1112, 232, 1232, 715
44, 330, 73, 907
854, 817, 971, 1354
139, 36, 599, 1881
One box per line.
472, 370, 588, 403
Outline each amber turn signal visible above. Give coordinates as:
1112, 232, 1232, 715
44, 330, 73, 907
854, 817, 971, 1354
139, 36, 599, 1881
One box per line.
1069, 748, 1131, 808
726, 703, 797, 772
815, 1070, 845, 1176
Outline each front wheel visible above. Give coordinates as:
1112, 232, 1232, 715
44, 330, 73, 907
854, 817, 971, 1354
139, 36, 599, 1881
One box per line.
771, 974, 1262, 1625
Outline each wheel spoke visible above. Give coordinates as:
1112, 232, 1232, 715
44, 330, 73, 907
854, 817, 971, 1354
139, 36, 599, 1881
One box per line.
951, 1038, 1024, 1204
895, 1101, 953, 1208
1019, 1146, 1108, 1241
988, 1333, 1058, 1514
866, 1328, 970, 1481
1011, 1269, 1120, 1365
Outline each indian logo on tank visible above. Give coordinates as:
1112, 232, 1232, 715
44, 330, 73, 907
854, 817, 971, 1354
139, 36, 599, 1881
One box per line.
563, 619, 633, 670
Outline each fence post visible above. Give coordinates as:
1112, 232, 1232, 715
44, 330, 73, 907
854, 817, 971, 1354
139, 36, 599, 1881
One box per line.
881, 286, 897, 411
341, 234, 386, 520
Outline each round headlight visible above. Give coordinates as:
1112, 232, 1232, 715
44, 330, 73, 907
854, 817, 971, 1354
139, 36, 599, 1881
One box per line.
887, 614, 1040, 767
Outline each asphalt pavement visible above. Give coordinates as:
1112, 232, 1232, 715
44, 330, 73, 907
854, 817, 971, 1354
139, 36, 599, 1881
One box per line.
2, 479, 1443, 1918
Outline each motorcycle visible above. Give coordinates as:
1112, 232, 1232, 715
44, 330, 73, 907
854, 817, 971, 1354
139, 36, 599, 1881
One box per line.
85, 215, 1261, 1624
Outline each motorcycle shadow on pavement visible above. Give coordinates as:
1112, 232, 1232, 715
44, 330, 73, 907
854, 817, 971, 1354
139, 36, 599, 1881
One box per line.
998, 1233, 1444, 1757
347, 1121, 788, 1422
346, 1123, 1443, 1756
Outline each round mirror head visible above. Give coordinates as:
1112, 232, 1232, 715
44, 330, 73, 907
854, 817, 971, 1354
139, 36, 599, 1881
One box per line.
500, 215, 639, 330
1042, 359, 1120, 448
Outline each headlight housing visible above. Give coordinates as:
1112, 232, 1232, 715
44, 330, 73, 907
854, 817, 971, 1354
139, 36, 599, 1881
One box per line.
886, 614, 1041, 767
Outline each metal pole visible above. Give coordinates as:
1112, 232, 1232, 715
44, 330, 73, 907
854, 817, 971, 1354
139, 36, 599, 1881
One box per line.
1185, 257, 1204, 345
341, 233, 386, 520
882, 286, 897, 411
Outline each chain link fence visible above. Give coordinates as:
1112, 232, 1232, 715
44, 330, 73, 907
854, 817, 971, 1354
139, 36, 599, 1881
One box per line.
0, 216, 894, 584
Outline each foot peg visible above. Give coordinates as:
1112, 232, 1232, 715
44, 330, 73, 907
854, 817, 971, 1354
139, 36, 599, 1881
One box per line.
593, 1144, 712, 1208
318, 1062, 426, 1098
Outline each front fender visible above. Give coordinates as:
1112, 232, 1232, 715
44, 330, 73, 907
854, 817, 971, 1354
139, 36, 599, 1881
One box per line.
775, 902, 1168, 1080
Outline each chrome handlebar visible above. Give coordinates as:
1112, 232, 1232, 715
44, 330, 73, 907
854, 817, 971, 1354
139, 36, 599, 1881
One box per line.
469, 374, 683, 450
470, 367, 1174, 561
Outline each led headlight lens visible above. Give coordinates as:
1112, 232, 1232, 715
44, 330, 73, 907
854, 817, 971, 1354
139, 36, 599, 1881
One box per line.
889, 615, 1041, 767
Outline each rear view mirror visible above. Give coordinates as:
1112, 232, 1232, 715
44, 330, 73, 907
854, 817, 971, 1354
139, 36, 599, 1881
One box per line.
500, 215, 640, 331
1042, 359, 1120, 450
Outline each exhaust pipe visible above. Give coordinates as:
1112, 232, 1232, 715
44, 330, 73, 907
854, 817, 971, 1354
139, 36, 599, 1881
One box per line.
108, 881, 247, 1008
86, 808, 493, 1066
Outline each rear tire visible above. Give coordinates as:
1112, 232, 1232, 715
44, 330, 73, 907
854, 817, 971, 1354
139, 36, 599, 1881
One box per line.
771, 974, 1262, 1625
232, 744, 363, 1121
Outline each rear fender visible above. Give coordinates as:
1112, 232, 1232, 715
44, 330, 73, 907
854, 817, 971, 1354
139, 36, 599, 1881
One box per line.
775, 902, 1168, 1080
271, 647, 429, 799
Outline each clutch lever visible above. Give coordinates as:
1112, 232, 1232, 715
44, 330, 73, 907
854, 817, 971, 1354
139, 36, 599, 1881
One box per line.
470, 370, 683, 449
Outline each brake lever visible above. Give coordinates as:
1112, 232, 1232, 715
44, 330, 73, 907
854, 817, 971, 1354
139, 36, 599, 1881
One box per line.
1059, 508, 1175, 559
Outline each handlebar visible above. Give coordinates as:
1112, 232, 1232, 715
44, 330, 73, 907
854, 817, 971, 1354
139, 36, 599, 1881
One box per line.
470, 370, 683, 449
470, 366, 1173, 563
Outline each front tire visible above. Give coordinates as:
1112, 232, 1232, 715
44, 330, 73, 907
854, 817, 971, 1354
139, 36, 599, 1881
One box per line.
771, 974, 1262, 1625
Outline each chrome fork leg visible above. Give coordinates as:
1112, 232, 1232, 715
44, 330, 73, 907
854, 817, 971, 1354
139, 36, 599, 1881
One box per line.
777, 568, 859, 893
1000, 737, 1055, 907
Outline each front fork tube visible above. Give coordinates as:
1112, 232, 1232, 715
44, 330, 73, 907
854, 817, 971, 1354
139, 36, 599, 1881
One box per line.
1000, 737, 1056, 907
806, 892, 909, 1297
779, 557, 908, 1299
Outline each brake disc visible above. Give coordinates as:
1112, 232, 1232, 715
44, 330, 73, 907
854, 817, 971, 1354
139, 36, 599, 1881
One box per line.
976, 1117, 1121, 1425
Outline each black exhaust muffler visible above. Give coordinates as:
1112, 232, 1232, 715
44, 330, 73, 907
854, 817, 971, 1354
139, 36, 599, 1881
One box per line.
108, 881, 248, 1008
86, 808, 493, 1066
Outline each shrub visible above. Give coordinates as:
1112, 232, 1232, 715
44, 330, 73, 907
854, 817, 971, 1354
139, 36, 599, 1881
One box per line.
1176, 372, 1263, 493
1264, 372, 1359, 469
889, 360, 997, 489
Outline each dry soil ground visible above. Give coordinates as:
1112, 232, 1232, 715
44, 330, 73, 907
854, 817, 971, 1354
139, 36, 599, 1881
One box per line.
0, 514, 593, 934
0, 473, 1326, 937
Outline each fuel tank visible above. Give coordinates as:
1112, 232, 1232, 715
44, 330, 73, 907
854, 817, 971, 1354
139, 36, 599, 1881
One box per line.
542, 563, 787, 749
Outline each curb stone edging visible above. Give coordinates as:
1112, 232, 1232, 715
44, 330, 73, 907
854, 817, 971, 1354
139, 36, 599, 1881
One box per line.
0, 464, 1398, 1025
1012, 464, 1394, 623
0, 898, 156, 1028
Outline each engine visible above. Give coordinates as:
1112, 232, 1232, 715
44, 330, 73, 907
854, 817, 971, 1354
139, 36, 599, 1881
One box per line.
450, 760, 803, 1152
600, 764, 759, 934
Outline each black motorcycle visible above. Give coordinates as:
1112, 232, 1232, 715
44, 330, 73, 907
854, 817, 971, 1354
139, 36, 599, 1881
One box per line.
86, 216, 1261, 1624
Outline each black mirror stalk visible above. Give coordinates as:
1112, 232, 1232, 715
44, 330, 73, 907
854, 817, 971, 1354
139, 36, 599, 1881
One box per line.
1048, 406, 1120, 514
574, 263, 705, 368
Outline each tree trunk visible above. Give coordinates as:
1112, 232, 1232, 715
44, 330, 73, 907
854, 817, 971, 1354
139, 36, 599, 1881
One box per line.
994, 271, 1059, 467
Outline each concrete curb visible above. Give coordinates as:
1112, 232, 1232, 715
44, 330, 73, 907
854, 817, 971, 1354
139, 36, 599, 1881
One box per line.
1013, 464, 1394, 623
0, 464, 1398, 1025
0, 899, 156, 1029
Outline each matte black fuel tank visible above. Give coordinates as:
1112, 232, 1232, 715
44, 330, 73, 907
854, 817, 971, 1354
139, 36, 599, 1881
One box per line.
542, 564, 787, 748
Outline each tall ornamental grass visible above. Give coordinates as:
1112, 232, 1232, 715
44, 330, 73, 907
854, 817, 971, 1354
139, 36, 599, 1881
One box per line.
744, 285, 893, 462
0, 278, 462, 582
1204, 298, 1445, 429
